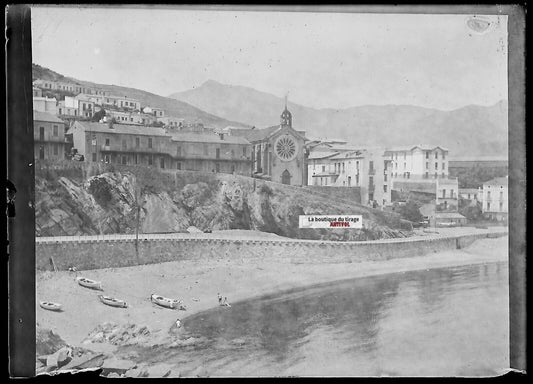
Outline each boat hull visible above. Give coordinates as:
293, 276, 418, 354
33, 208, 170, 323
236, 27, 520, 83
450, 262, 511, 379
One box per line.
39, 302, 62, 311
76, 277, 103, 290
98, 295, 127, 308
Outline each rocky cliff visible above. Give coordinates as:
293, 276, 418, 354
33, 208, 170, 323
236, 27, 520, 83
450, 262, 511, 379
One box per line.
36, 163, 409, 241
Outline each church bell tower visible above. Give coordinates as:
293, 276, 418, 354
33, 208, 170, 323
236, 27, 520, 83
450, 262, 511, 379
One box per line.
280, 94, 292, 128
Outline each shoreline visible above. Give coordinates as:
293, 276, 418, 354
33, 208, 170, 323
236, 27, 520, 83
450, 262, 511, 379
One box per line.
36, 234, 509, 353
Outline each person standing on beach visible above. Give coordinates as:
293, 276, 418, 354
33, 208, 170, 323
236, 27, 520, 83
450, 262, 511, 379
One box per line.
218, 293, 222, 305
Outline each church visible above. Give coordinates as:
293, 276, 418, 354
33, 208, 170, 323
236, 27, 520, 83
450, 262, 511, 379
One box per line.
229, 101, 308, 186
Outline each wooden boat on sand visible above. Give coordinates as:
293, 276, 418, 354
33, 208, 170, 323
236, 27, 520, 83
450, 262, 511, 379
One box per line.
150, 294, 184, 309
76, 277, 103, 290
39, 301, 63, 312
98, 294, 127, 308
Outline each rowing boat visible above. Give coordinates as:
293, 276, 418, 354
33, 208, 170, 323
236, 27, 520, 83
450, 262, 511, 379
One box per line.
98, 294, 127, 308
39, 301, 63, 311
150, 294, 182, 309
76, 276, 103, 290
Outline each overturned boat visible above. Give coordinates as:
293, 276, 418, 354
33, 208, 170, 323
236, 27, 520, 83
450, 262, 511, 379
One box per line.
98, 294, 127, 308
39, 301, 63, 312
76, 276, 103, 290
150, 294, 184, 309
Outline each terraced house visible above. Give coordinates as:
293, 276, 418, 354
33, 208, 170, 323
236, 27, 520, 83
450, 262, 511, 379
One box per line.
68, 121, 253, 176
33, 110, 67, 160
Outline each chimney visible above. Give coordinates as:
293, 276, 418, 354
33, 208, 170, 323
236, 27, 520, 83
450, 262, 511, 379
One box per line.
219, 133, 225, 140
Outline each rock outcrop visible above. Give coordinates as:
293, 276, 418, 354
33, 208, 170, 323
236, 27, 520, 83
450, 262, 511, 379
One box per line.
36, 165, 411, 241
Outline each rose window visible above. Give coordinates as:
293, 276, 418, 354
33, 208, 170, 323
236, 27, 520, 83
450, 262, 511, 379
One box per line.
275, 135, 297, 161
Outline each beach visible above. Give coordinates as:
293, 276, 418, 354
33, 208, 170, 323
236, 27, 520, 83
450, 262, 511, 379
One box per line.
36, 234, 508, 353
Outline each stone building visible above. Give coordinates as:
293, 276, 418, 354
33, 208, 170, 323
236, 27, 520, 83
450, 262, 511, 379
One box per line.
33, 110, 67, 160
230, 103, 308, 186
69, 121, 252, 176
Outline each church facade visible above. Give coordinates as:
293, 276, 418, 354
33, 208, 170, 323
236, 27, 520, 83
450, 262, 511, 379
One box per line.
230, 104, 308, 186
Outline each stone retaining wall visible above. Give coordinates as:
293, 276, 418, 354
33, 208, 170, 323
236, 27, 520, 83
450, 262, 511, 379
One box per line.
36, 232, 507, 271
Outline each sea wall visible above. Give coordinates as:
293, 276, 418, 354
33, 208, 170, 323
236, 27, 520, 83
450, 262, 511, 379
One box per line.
36, 231, 507, 271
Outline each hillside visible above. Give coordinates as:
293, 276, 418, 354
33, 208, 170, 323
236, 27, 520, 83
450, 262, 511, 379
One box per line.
32, 64, 250, 129
170, 80, 508, 157
35, 163, 409, 241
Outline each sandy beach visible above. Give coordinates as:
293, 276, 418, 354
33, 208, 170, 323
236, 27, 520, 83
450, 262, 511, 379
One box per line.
36, 234, 508, 352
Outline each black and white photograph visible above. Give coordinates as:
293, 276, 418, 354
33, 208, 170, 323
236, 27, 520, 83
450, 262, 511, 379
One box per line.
6, 4, 526, 378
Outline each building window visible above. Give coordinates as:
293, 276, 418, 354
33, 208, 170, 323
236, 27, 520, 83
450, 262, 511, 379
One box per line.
499, 201, 503, 211
342, 163, 345, 173
53, 125, 58, 136
215, 163, 220, 173
356, 161, 359, 169
426, 151, 429, 159
384, 173, 387, 182
435, 162, 438, 170
442, 189, 446, 198
177, 162, 181, 170
383, 185, 387, 192
426, 162, 429, 169
134, 154, 138, 164
369, 161, 374, 172
104, 154, 110, 163
53, 143, 58, 155
177, 146, 181, 157
231, 149, 235, 158
92, 152, 97, 162
435, 152, 438, 159
216, 148, 220, 159
135, 137, 140, 148
122, 139, 127, 150
356, 174, 359, 185
348, 176, 351, 186
148, 138, 153, 149
203, 144, 208, 156
487, 202, 491, 211
322, 165, 325, 172
500, 191, 503, 199
160, 157, 165, 169
403, 162, 406, 169
434, 172, 438, 179
231, 164, 235, 173
243, 147, 247, 156
148, 155, 153, 165
442, 162, 445, 170
105, 138, 110, 146
425, 171, 429, 179
442, 153, 446, 160
487, 191, 491, 200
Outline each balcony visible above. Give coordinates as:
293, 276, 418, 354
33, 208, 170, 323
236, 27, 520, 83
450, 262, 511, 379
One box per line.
368, 168, 376, 175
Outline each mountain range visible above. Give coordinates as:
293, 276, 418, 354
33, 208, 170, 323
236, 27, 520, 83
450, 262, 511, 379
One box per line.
170, 80, 508, 158
32, 64, 508, 158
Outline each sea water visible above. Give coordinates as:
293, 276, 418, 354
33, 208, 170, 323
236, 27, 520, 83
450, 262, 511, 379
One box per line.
133, 262, 509, 377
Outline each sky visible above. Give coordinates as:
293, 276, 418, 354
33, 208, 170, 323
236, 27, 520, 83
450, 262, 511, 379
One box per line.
31, 6, 508, 111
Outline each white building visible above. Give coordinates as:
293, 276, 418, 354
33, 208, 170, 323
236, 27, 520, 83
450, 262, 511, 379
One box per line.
384, 145, 449, 180
307, 146, 392, 207
33, 96, 57, 115
481, 176, 508, 221
143, 106, 165, 118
